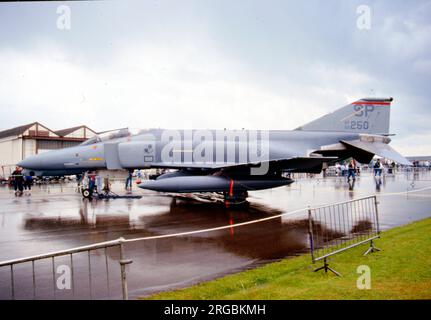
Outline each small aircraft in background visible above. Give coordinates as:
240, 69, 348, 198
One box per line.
19, 97, 410, 203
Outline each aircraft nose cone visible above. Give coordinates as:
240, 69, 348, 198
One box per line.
18, 155, 41, 169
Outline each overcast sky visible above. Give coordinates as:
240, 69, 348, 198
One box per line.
0, 0, 430, 155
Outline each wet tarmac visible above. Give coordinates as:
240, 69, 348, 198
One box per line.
1, 170, 431, 299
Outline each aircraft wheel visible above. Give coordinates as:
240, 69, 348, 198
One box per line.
224, 191, 249, 206
82, 189, 92, 199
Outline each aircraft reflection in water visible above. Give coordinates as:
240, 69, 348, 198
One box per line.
22, 193, 371, 260
23, 197, 311, 260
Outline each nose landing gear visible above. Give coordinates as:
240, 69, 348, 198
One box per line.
82, 188, 93, 199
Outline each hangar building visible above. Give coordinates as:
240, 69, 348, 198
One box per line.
406, 156, 431, 166
0, 122, 97, 178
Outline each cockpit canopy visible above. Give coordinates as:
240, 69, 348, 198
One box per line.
80, 128, 143, 146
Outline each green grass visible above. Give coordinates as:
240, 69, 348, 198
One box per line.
145, 218, 431, 300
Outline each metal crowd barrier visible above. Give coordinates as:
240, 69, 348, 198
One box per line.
0, 238, 132, 300
308, 195, 380, 275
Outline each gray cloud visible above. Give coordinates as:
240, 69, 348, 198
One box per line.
0, 0, 430, 155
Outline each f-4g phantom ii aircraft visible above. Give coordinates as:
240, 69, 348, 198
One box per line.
19, 97, 410, 202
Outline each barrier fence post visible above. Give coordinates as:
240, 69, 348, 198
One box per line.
314, 257, 341, 276
364, 196, 381, 256
374, 195, 381, 235
119, 238, 133, 300
308, 206, 315, 263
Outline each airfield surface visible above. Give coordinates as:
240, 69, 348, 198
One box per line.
0, 170, 430, 299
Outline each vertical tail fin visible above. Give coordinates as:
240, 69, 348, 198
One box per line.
295, 97, 393, 134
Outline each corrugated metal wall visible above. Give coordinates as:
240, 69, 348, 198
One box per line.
0, 138, 23, 169
37, 140, 82, 152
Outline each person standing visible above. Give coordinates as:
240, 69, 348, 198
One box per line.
340, 163, 346, 177
335, 163, 341, 176
125, 170, 133, 190
24, 174, 33, 194
11, 167, 24, 196
88, 172, 96, 193
322, 162, 328, 178
96, 174, 103, 194
347, 160, 356, 181
374, 159, 382, 177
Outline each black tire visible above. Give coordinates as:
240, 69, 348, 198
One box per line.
82, 189, 92, 199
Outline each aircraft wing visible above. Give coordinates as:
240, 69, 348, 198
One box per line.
251, 156, 339, 172
153, 156, 338, 173
341, 139, 412, 166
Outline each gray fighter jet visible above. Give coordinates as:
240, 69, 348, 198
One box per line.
18, 97, 410, 202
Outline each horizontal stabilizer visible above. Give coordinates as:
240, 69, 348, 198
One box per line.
341, 140, 412, 166
277, 156, 338, 172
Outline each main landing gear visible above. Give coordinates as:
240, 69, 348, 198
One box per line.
223, 191, 249, 206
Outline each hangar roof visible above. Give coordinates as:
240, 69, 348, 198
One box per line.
0, 122, 97, 140
54, 125, 97, 137
0, 122, 38, 140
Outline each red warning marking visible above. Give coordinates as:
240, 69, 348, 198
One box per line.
229, 179, 234, 197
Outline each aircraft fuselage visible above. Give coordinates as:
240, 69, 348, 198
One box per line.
18, 129, 360, 176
